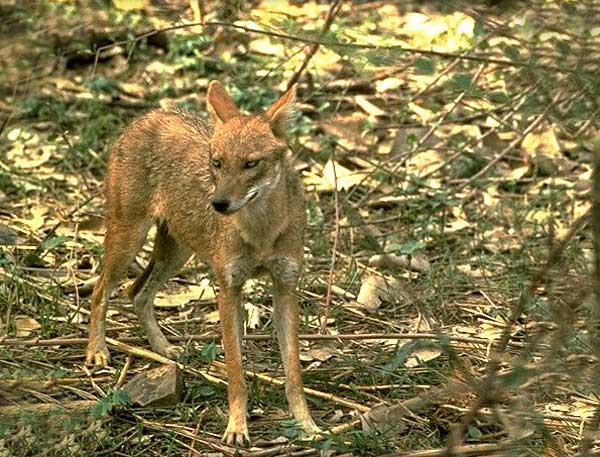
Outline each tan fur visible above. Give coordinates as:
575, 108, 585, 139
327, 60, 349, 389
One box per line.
86, 81, 319, 445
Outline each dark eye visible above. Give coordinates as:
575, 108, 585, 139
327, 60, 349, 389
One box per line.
212, 159, 222, 168
244, 160, 259, 169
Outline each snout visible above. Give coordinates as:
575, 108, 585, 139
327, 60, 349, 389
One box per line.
211, 197, 231, 213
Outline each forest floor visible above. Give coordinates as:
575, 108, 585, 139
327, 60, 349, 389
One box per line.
1, 1, 600, 456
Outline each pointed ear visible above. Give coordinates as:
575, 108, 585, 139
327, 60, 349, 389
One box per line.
206, 81, 240, 125
266, 84, 296, 138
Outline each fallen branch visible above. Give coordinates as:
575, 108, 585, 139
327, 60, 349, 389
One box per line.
0, 331, 528, 348
396, 441, 509, 457
286, 0, 342, 90
92, 20, 579, 77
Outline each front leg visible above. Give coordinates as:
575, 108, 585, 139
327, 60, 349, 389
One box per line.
272, 280, 320, 436
218, 285, 249, 446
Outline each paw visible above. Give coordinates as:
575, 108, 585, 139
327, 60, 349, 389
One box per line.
85, 345, 110, 367
299, 418, 322, 439
155, 343, 183, 360
222, 419, 250, 447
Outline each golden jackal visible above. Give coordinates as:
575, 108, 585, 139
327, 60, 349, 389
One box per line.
86, 81, 319, 445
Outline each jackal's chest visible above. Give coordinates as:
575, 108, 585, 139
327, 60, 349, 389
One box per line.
219, 255, 301, 289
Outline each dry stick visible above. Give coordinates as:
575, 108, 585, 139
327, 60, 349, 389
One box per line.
211, 360, 371, 413
321, 154, 340, 334
397, 442, 508, 457
286, 0, 342, 90
136, 417, 234, 456
577, 138, 600, 457
0, 400, 96, 417
106, 337, 174, 365
91, 20, 578, 78
113, 355, 132, 390
0, 332, 528, 348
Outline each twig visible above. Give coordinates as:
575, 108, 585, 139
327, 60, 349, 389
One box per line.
0, 400, 96, 417
0, 332, 528, 348
106, 337, 175, 366
286, 0, 342, 90
393, 441, 509, 457
577, 137, 600, 457
212, 360, 371, 413
321, 154, 340, 333
114, 355, 132, 390
91, 20, 580, 77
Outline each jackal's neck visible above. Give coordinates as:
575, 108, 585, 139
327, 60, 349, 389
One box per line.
236, 164, 290, 251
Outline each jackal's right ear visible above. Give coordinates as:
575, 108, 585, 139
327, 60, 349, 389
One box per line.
206, 81, 240, 125
266, 84, 296, 138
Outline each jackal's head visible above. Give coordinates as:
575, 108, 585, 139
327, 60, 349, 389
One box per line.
206, 81, 296, 215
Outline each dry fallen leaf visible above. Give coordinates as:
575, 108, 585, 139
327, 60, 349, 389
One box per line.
300, 347, 337, 362
322, 160, 369, 191
522, 127, 561, 158
321, 113, 369, 153
14, 315, 41, 337
113, 0, 147, 11
356, 274, 405, 310
404, 343, 443, 368
244, 302, 263, 330
368, 253, 431, 272
155, 280, 215, 308
355, 95, 386, 118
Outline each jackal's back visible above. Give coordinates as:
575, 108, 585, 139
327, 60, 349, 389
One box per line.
105, 109, 216, 247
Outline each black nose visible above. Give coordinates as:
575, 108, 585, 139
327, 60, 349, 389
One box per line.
212, 197, 230, 213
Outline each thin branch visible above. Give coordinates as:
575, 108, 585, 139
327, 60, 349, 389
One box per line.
286, 0, 342, 90
576, 138, 600, 457
321, 154, 340, 334
92, 20, 580, 77
0, 332, 528, 348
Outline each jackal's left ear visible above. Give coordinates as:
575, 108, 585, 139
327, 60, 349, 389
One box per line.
207, 81, 240, 126
266, 84, 296, 138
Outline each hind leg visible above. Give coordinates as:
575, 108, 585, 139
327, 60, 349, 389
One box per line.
130, 221, 192, 359
86, 218, 152, 367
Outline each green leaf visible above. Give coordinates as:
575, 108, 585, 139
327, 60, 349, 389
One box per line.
504, 364, 528, 388
474, 18, 485, 37
90, 398, 112, 420
384, 345, 409, 371
41, 235, 68, 252
489, 92, 511, 104
521, 94, 542, 118
0, 422, 11, 439
64, 415, 84, 433
467, 425, 483, 438
85, 76, 120, 97
414, 57, 436, 74
280, 419, 303, 438
450, 74, 472, 91
388, 240, 424, 255
201, 342, 218, 361
503, 45, 521, 62
555, 40, 571, 56
112, 389, 131, 406
198, 385, 215, 397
